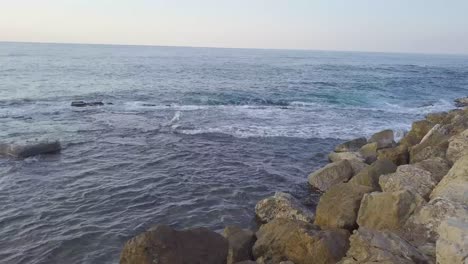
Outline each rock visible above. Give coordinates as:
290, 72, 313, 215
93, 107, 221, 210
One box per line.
377, 144, 409, 165
436, 218, 468, 264
335, 137, 368, 152
349, 159, 397, 191
328, 152, 368, 175
430, 154, 468, 204
426, 111, 449, 124
357, 190, 425, 231
0, 141, 61, 158
359, 142, 378, 164
368, 129, 395, 149
314, 182, 373, 230
379, 165, 436, 199
340, 227, 430, 264
234, 261, 256, 264
71, 100, 104, 107
120, 225, 228, 264
253, 218, 350, 264
223, 226, 256, 264
414, 157, 451, 183
446, 129, 468, 164
308, 160, 354, 192
410, 125, 450, 163
255, 192, 314, 223
454, 97, 468, 107
400, 120, 435, 147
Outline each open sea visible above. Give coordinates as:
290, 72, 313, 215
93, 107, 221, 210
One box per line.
0, 42, 467, 264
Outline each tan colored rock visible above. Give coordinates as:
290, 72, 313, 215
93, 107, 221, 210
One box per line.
314, 182, 373, 230
328, 152, 368, 175
335, 137, 368, 152
223, 226, 256, 264
253, 218, 350, 264
357, 190, 425, 231
400, 120, 435, 147
377, 144, 409, 165
120, 225, 228, 264
359, 142, 378, 164
369, 129, 395, 149
425, 111, 449, 124
379, 165, 436, 199
446, 129, 468, 164
308, 160, 354, 192
349, 159, 397, 191
436, 218, 468, 264
410, 125, 449, 163
414, 157, 451, 183
340, 227, 429, 264
430, 154, 468, 204
255, 192, 314, 223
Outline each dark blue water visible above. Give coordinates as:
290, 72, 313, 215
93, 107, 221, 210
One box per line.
0, 42, 467, 264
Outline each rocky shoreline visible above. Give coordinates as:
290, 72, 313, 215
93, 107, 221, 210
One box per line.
120, 105, 468, 264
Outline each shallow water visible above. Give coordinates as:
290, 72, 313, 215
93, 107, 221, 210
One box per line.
0, 42, 467, 263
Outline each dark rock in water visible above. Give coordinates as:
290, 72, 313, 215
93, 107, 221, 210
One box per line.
71, 101, 104, 107
334, 137, 367, 152
454, 97, 468, 107
120, 225, 228, 264
0, 141, 61, 158
368, 129, 395, 149
223, 226, 256, 264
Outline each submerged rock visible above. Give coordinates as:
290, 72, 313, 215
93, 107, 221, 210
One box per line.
120, 225, 228, 264
71, 100, 104, 107
334, 137, 368, 152
454, 97, 468, 107
255, 192, 314, 223
308, 160, 354, 192
0, 141, 61, 158
223, 226, 256, 264
368, 129, 395, 149
253, 218, 350, 264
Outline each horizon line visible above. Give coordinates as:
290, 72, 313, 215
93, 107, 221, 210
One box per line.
1, 40, 468, 57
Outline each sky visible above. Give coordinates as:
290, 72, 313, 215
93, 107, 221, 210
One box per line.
1, 0, 468, 54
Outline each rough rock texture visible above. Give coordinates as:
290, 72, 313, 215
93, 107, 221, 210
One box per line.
430, 154, 468, 204
400, 120, 435, 147
339, 227, 429, 264
426, 111, 448, 124
120, 225, 228, 264
357, 190, 425, 231
359, 142, 378, 164
379, 165, 436, 199
377, 144, 409, 166
328, 152, 368, 175
349, 159, 397, 191
308, 160, 354, 192
454, 97, 468, 107
314, 182, 373, 230
223, 226, 256, 264
414, 157, 451, 183
446, 129, 468, 164
410, 125, 450, 163
369, 129, 395, 149
436, 218, 468, 264
253, 218, 350, 264
255, 192, 314, 223
335, 137, 368, 152
0, 141, 61, 158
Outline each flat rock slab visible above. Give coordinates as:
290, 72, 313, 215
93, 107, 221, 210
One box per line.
308, 160, 354, 192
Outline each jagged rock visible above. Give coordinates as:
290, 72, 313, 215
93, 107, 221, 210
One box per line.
414, 157, 451, 183
0, 141, 61, 158
335, 137, 368, 152
446, 129, 468, 164
349, 159, 397, 191
314, 182, 373, 230
339, 227, 430, 264
377, 144, 409, 165
71, 100, 104, 107
120, 225, 228, 264
379, 165, 436, 199
357, 190, 425, 231
436, 218, 468, 264
430, 154, 468, 204
253, 218, 350, 264
410, 125, 450, 163
368, 129, 395, 149
223, 226, 256, 264
426, 111, 448, 124
359, 142, 378, 164
400, 120, 435, 147
308, 160, 354, 192
328, 152, 368, 175
255, 192, 314, 223
454, 97, 468, 107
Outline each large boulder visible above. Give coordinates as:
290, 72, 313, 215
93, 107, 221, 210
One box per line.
414, 157, 451, 183
120, 225, 228, 264
426, 111, 449, 124
0, 141, 61, 158
454, 97, 468, 107
308, 160, 354, 192
436, 218, 468, 264
430, 154, 468, 204
368, 129, 395, 149
357, 190, 425, 231
400, 120, 435, 147
253, 218, 350, 264
349, 159, 397, 191
446, 129, 468, 164
379, 165, 436, 199
255, 192, 314, 223
314, 182, 373, 230
335, 137, 368, 152
328, 152, 368, 175
339, 227, 430, 264
377, 144, 409, 165
223, 226, 256, 264
410, 125, 450, 163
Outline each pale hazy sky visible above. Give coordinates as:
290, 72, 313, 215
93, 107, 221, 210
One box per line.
1, 0, 468, 54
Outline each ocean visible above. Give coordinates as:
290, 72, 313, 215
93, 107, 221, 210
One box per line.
0, 42, 467, 264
